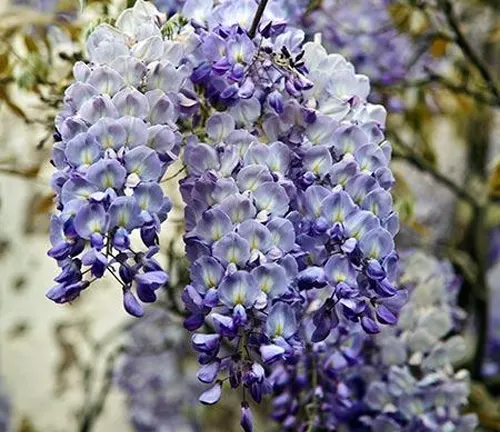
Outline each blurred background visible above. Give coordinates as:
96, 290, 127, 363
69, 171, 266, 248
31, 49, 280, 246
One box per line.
0, 0, 500, 430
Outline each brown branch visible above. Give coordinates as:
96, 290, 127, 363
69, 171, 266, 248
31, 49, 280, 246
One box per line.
388, 130, 481, 209
374, 74, 500, 107
439, 0, 500, 102
79, 346, 125, 432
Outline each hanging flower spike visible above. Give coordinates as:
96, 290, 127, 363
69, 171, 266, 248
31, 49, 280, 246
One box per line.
173, 0, 405, 427
47, 0, 185, 316
49, 0, 406, 428
116, 306, 203, 431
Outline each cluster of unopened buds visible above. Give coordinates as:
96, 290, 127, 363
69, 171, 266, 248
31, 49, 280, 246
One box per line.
45, 0, 473, 430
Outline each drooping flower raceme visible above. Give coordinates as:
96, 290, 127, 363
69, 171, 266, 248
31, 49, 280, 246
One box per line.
47, 1, 183, 317
181, 116, 302, 410
117, 306, 201, 432
49, 0, 405, 428
174, 0, 403, 425
271, 251, 477, 431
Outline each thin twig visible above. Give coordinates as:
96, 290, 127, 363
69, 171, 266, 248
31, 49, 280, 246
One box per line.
428, 73, 500, 106
452, 105, 493, 380
471, 207, 489, 379
161, 164, 186, 183
440, 0, 500, 102
249, 0, 269, 38
388, 130, 481, 209
374, 74, 500, 107
78, 346, 125, 432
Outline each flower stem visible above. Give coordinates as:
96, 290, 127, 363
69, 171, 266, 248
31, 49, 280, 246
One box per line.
249, 0, 269, 38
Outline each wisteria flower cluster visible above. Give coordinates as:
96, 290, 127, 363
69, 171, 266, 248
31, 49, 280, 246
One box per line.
300, 0, 436, 110
177, 0, 401, 425
271, 251, 477, 431
48, 0, 426, 430
304, 0, 432, 85
117, 306, 201, 432
47, 0, 182, 317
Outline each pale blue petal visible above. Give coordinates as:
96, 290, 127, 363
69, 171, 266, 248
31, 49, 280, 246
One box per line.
265, 302, 297, 339
212, 233, 251, 266
88, 117, 127, 150
124, 146, 162, 181
218, 271, 259, 308
238, 220, 272, 253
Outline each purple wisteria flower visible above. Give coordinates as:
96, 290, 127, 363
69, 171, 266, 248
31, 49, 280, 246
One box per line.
304, 0, 433, 85
47, 0, 184, 317
49, 0, 405, 429
153, 0, 186, 15
116, 306, 202, 432
297, 0, 436, 110
271, 251, 477, 431
168, 0, 404, 427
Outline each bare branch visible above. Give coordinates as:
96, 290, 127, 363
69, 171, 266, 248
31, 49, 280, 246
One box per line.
78, 347, 125, 432
388, 130, 481, 209
374, 73, 500, 107
439, 0, 500, 102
